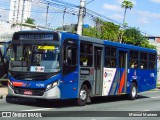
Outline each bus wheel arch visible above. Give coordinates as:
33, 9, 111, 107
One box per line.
77, 81, 92, 106
128, 80, 138, 100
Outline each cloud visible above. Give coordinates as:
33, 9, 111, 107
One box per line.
137, 10, 160, 18
102, 3, 122, 12
111, 13, 123, 20
150, 0, 160, 3
115, 0, 124, 4
102, 1, 136, 13
135, 10, 160, 24
0, 9, 8, 18
137, 17, 150, 24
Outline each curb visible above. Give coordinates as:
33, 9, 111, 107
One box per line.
0, 94, 7, 99
0, 87, 8, 99
0, 95, 3, 99
0, 95, 7, 99
157, 86, 160, 89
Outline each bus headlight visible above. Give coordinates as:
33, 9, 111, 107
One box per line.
46, 81, 59, 90
46, 84, 52, 90
52, 81, 58, 87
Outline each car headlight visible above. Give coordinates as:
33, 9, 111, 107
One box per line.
46, 81, 59, 90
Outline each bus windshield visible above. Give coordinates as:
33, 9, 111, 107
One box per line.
9, 45, 60, 73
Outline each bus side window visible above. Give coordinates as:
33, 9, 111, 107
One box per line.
80, 42, 93, 67
105, 47, 116, 68
63, 39, 78, 75
140, 52, 148, 69
149, 54, 156, 70
129, 50, 139, 69
65, 47, 77, 66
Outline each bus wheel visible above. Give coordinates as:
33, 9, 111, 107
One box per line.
77, 85, 89, 106
129, 83, 137, 100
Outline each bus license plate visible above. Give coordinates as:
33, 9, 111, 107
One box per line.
24, 90, 32, 95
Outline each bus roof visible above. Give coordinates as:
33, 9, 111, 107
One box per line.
13, 30, 156, 53
78, 34, 156, 53
13, 30, 54, 34
104, 40, 156, 53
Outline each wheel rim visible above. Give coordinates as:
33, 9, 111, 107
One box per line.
132, 86, 136, 98
80, 89, 87, 101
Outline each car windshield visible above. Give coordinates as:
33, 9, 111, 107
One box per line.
9, 45, 60, 73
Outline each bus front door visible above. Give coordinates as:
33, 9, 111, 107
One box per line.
94, 46, 103, 95
118, 50, 128, 94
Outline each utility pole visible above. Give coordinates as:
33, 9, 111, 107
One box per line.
45, 3, 49, 27
20, 0, 26, 30
16, 0, 21, 24
62, 8, 66, 31
77, 0, 86, 35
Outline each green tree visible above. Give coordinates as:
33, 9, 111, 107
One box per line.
123, 28, 156, 49
101, 21, 120, 41
119, 0, 134, 43
121, 0, 134, 26
140, 39, 156, 49
123, 28, 142, 45
83, 22, 156, 49
83, 19, 120, 42
25, 18, 35, 25
83, 27, 99, 38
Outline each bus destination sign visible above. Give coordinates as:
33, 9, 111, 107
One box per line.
19, 34, 54, 40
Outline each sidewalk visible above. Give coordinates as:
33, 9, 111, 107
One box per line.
157, 80, 160, 89
0, 87, 8, 99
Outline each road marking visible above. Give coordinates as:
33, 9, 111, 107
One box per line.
21, 108, 54, 111
144, 110, 150, 111
131, 109, 150, 114
150, 96, 160, 99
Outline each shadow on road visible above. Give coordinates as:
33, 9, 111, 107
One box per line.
90, 95, 149, 105
5, 94, 150, 108
6, 95, 78, 108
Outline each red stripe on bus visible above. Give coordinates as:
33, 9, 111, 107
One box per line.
118, 70, 125, 93
13, 82, 23, 87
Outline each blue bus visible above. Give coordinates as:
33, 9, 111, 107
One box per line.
8, 31, 157, 106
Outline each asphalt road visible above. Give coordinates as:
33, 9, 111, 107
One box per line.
0, 90, 160, 120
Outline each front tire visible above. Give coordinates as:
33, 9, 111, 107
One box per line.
128, 83, 137, 100
77, 85, 89, 106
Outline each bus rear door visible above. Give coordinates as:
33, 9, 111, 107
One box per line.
94, 45, 104, 95
118, 49, 128, 94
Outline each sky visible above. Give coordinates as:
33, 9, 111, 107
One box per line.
0, 0, 160, 36
63, 0, 160, 36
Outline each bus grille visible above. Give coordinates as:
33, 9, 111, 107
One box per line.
13, 87, 45, 96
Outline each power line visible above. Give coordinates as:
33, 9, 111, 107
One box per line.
0, 0, 155, 36
0, 7, 65, 14
86, 0, 95, 5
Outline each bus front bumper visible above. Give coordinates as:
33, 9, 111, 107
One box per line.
7, 85, 60, 99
